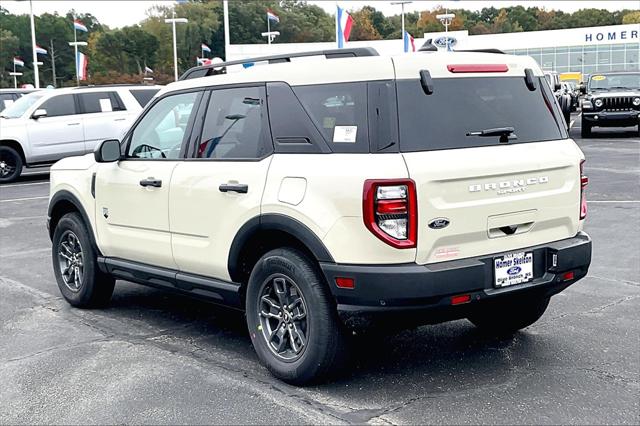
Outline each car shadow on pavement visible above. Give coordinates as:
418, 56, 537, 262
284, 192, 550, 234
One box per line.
100, 282, 548, 392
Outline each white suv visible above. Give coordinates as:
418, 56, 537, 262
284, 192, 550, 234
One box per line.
47, 49, 592, 384
0, 85, 160, 182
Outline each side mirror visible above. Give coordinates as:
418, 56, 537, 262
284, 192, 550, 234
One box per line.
94, 139, 121, 163
32, 109, 47, 119
579, 85, 587, 94
554, 83, 561, 91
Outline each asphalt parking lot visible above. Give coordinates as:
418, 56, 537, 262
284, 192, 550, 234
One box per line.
1, 117, 638, 424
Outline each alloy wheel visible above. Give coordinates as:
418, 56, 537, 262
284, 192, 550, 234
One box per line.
258, 275, 308, 361
57, 231, 84, 292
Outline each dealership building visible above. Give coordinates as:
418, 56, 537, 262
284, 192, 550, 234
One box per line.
227, 23, 639, 76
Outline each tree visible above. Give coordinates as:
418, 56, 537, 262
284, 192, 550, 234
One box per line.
492, 9, 524, 33
0, 29, 19, 86
622, 11, 640, 24
350, 7, 382, 41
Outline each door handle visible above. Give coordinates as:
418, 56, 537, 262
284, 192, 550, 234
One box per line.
139, 177, 162, 188
67, 122, 81, 126
219, 183, 248, 194
114, 118, 126, 122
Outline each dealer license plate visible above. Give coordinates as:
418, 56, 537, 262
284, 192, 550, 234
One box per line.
494, 251, 533, 288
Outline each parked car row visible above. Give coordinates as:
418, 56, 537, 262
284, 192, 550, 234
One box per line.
0, 85, 160, 182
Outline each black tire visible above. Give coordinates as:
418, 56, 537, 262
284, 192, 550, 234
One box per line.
581, 121, 592, 138
468, 296, 550, 335
246, 247, 346, 385
52, 212, 115, 308
0, 145, 23, 183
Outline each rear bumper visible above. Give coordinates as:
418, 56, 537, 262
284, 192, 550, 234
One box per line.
582, 110, 639, 127
320, 232, 592, 328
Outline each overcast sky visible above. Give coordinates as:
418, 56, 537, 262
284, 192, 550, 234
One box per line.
2, 1, 637, 28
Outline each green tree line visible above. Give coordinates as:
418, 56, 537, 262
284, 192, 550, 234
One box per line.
1, 1, 638, 87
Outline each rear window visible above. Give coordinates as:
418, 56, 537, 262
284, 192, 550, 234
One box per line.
397, 77, 566, 152
292, 83, 369, 153
130, 89, 160, 107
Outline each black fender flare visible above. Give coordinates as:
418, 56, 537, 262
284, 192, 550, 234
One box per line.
48, 190, 101, 255
228, 213, 334, 280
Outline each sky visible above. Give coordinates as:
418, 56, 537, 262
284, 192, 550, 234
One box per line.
1, 1, 637, 29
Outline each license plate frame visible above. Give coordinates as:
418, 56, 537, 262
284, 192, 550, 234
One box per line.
494, 251, 534, 288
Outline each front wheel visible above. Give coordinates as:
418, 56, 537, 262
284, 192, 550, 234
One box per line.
246, 248, 346, 385
0, 146, 23, 183
468, 296, 550, 335
52, 212, 115, 308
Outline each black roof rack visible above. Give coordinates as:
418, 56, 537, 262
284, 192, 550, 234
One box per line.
456, 48, 506, 54
179, 47, 380, 81
71, 84, 159, 89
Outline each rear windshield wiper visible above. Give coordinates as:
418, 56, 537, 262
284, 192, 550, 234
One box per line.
466, 127, 516, 143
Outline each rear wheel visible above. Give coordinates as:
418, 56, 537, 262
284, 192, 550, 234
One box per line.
0, 146, 23, 183
246, 247, 346, 385
52, 212, 115, 307
581, 121, 592, 138
468, 296, 550, 335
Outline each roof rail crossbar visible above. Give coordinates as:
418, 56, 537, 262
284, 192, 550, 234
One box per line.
179, 47, 380, 80
456, 48, 506, 54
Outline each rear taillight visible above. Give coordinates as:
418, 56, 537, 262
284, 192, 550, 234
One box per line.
580, 160, 588, 220
363, 179, 417, 249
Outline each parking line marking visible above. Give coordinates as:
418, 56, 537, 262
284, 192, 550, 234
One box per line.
589, 200, 640, 203
0, 181, 49, 188
569, 120, 575, 128
0, 196, 48, 203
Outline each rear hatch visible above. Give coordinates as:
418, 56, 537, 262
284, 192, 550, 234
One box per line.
394, 59, 584, 265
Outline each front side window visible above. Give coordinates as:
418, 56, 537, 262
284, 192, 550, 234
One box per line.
39, 94, 76, 117
196, 86, 270, 160
78, 91, 125, 113
292, 82, 369, 153
127, 91, 200, 159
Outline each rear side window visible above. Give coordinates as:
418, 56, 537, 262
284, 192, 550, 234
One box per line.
40, 94, 76, 117
292, 83, 369, 153
78, 91, 125, 113
396, 77, 566, 152
130, 89, 160, 107
196, 86, 271, 160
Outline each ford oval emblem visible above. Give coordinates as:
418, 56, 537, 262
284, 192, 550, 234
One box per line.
428, 218, 450, 230
507, 266, 522, 275
434, 36, 457, 48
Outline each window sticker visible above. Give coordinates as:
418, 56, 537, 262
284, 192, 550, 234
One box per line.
592, 75, 606, 81
99, 98, 113, 112
333, 125, 357, 143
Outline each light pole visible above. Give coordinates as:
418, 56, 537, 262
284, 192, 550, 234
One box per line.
261, 31, 280, 45
165, 12, 188, 81
391, 1, 412, 51
68, 41, 87, 86
436, 11, 455, 51
29, 0, 40, 88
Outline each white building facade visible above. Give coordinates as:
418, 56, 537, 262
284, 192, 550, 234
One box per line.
227, 23, 639, 75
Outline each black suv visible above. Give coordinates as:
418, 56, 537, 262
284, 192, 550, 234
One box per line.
581, 71, 640, 137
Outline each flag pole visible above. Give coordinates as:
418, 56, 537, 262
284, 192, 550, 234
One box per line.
73, 20, 79, 87
13, 62, 17, 89
267, 13, 271, 46
29, 0, 40, 88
